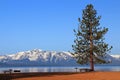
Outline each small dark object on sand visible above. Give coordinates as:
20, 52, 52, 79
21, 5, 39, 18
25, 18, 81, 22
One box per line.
79, 68, 92, 72
14, 70, 21, 72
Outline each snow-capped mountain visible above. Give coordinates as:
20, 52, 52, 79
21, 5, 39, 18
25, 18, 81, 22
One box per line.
101, 54, 120, 66
0, 49, 120, 66
110, 55, 120, 59
0, 49, 77, 66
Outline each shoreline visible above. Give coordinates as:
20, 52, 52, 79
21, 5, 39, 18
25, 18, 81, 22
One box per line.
0, 71, 120, 80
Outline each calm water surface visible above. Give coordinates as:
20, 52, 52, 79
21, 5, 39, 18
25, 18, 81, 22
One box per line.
0, 66, 120, 73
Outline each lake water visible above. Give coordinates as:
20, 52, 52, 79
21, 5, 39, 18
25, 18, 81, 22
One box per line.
0, 66, 120, 73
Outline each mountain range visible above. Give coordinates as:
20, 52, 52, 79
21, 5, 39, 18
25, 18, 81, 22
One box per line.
0, 49, 120, 67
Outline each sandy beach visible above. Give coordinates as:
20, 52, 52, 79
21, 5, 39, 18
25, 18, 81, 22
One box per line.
6, 72, 119, 80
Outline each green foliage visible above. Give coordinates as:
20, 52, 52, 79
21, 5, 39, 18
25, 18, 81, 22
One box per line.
72, 4, 112, 65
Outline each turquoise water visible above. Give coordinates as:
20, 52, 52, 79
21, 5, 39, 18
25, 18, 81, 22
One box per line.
0, 66, 120, 73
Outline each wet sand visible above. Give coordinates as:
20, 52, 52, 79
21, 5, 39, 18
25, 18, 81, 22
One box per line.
11, 72, 120, 80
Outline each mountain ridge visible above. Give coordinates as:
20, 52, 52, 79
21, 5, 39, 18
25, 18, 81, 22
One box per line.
0, 49, 120, 66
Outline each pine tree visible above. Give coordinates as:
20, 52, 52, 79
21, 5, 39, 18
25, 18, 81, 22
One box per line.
72, 4, 112, 71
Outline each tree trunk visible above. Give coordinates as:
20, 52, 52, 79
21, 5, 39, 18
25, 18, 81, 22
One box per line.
90, 48, 94, 71
90, 24, 94, 71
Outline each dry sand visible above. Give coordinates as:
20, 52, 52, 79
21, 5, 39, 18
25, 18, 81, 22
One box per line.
13, 72, 120, 80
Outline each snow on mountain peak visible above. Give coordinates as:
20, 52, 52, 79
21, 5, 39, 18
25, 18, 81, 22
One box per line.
5, 49, 73, 62
110, 55, 120, 60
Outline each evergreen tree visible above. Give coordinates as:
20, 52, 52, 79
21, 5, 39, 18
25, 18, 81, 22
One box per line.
72, 4, 112, 71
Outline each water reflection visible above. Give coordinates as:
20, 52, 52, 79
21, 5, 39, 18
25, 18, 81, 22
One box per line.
0, 66, 120, 73
96, 66, 120, 71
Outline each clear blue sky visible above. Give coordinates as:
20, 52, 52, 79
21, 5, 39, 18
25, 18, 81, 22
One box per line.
0, 0, 120, 55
